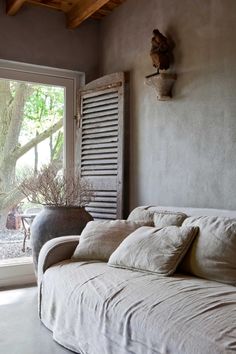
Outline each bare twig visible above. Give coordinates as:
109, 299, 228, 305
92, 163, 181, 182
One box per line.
17, 164, 94, 207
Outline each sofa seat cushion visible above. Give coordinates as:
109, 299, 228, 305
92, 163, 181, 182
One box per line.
40, 261, 236, 354
181, 216, 236, 285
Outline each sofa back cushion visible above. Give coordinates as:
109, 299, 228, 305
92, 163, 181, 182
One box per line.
128, 206, 187, 228
71, 220, 150, 262
108, 225, 198, 275
180, 216, 236, 285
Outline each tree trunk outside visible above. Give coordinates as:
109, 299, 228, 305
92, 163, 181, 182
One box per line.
0, 208, 9, 230
34, 131, 39, 174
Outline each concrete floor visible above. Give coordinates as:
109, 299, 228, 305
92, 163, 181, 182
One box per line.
0, 286, 75, 354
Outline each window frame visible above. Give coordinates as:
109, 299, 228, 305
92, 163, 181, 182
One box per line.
0, 59, 84, 287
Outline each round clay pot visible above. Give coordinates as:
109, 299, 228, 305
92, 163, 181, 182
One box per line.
31, 206, 93, 271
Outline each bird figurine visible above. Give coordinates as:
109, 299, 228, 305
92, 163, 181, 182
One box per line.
150, 29, 170, 73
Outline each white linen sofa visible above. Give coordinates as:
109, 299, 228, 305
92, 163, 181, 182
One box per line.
38, 206, 236, 354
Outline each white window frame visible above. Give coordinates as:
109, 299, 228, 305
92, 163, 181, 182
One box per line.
0, 59, 84, 288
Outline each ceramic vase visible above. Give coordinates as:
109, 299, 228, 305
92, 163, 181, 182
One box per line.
31, 206, 93, 271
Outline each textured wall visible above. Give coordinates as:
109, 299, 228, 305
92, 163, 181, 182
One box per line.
0, 1, 99, 81
99, 0, 236, 210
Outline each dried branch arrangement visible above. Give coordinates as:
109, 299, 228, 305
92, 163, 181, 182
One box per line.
18, 165, 94, 207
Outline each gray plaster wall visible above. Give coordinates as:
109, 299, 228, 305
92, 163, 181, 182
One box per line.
0, 1, 99, 81
99, 0, 236, 210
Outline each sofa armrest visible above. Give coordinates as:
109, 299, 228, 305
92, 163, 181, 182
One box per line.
37, 235, 80, 284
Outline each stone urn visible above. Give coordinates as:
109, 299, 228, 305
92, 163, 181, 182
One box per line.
145, 72, 177, 101
31, 206, 93, 271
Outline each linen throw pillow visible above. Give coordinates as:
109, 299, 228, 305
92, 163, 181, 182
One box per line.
72, 220, 151, 262
127, 207, 155, 224
180, 216, 236, 285
153, 212, 187, 228
108, 225, 198, 275
128, 206, 187, 227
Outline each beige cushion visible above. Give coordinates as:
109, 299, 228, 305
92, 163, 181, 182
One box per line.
153, 212, 187, 228
108, 225, 198, 275
127, 207, 154, 224
180, 216, 236, 285
72, 220, 150, 262
128, 206, 187, 227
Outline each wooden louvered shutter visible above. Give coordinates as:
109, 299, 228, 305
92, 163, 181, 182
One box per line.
76, 72, 127, 220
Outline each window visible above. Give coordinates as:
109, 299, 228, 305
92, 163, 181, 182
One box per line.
0, 60, 83, 287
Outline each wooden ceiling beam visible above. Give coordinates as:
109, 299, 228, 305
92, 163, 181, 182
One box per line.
27, 0, 62, 11
6, 0, 26, 15
67, 0, 110, 29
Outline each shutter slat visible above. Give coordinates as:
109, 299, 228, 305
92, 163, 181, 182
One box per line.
82, 111, 118, 120
93, 190, 117, 196
82, 164, 117, 169
83, 103, 118, 114
81, 171, 117, 176
82, 131, 118, 140
81, 137, 118, 148
83, 120, 118, 130
82, 115, 118, 125
90, 212, 117, 219
82, 125, 118, 135
83, 97, 118, 109
83, 91, 118, 101
82, 148, 117, 155
86, 207, 117, 214
89, 202, 117, 208
82, 153, 117, 160
93, 197, 117, 202
82, 142, 118, 150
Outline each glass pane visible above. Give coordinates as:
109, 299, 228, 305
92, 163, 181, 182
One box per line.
0, 79, 65, 264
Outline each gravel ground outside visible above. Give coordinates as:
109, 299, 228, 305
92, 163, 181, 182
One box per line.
0, 229, 32, 261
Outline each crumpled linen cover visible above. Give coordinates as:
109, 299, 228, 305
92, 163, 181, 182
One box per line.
181, 216, 236, 286
40, 261, 236, 354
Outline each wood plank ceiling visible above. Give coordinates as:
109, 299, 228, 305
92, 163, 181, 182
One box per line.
6, 0, 126, 28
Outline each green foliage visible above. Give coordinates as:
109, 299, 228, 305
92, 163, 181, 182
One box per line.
21, 85, 64, 142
